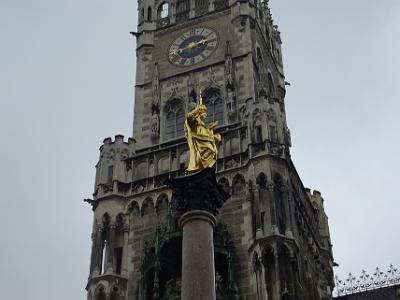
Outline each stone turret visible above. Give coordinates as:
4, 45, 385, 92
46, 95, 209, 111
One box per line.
94, 135, 136, 198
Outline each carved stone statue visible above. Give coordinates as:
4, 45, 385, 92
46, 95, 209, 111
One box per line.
226, 88, 236, 114
150, 113, 160, 138
185, 90, 221, 172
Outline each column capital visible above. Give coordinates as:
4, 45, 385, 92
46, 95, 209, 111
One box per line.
167, 167, 230, 216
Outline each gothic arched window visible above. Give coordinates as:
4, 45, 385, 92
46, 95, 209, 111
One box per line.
165, 99, 185, 140
158, 2, 169, 19
263, 247, 275, 300
141, 8, 145, 21
278, 245, 295, 298
273, 174, 286, 235
203, 88, 224, 126
110, 286, 121, 300
147, 6, 152, 21
95, 286, 106, 300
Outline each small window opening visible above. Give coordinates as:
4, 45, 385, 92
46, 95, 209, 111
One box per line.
261, 211, 265, 233
255, 125, 262, 143
160, 3, 169, 18
252, 213, 257, 237
147, 6, 152, 21
114, 247, 123, 275
107, 165, 114, 183
269, 125, 277, 143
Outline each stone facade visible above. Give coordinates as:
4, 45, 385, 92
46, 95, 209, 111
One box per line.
85, 0, 335, 299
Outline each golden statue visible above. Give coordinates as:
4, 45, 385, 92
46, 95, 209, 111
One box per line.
185, 89, 221, 172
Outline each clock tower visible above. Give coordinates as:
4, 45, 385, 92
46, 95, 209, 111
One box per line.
85, 0, 335, 299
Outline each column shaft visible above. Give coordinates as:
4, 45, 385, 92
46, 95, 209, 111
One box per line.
180, 211, 217, 300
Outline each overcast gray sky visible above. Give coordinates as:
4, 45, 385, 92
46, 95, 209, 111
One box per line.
0, 0, 399, 299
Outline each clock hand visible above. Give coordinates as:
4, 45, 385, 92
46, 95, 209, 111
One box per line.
178, 38, 209, 53
170, 38, 209, 58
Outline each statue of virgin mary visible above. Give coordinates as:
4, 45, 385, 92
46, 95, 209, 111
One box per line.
184, 90, 221, 172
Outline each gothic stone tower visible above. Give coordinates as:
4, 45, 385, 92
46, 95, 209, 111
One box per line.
85, 0, 335, 299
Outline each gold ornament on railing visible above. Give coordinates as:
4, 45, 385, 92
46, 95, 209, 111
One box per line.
184, 89, 221, 172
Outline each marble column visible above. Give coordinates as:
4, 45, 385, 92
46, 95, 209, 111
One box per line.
167, 167, 230, 300
179, 210, 217, 300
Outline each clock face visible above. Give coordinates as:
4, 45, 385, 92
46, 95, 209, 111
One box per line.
168, 27, 219, 67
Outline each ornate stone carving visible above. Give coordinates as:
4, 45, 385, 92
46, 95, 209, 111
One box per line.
167, 167, 230, 216
225, 158, 239, 169
151, 63, 161, 138
224, 42, 234, 88
132, 182, 145, 194
150, 113, 160, 138
207, 66, 217, 86
170, 77, 179, 97
107, 149, 115, 162
266, 108, 276, 122
252, 108, 262, 123
286, 126, 292, 147
152, 63, 161, 111
187, 72, 197, 111
224, 41, 237, 118
120, 148, 129, 160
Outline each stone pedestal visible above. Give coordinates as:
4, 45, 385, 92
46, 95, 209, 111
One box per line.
167, 167, 230, 300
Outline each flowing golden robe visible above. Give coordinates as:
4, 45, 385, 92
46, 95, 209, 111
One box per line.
185, 104, 221, 172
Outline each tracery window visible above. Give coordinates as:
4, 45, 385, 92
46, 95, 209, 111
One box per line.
165, 99, 185, 140
158, 2, 169, 18
203, 88, 224, 126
